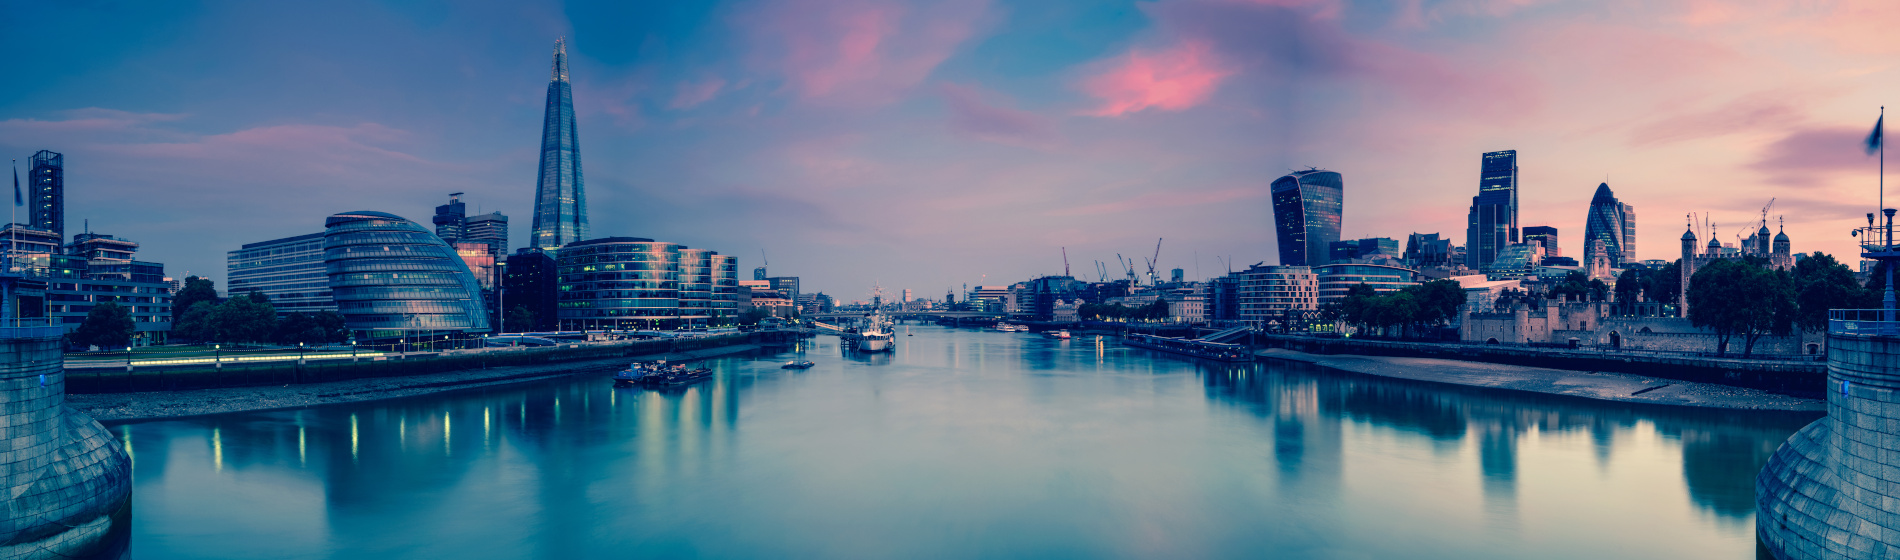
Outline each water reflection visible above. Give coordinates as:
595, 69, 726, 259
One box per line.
112, 329, 1816, 559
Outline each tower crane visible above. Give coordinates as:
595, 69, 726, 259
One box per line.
1062, 247, 1070, 277
1146, 238, 1163, 285
1761, 198, 1776, 228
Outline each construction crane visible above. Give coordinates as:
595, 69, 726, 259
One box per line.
1761, 197, 1776, 228
1061, 247, 1070, 277
1094, 260, 1107, 282
1146, 238, 1163, 285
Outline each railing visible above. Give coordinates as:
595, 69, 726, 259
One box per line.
0, 317, 63, 340
1830, 309, 1900, 337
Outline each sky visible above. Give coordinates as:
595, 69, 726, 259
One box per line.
3, 0, 1899, 300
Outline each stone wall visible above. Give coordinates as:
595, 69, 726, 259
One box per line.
0, 331, 131, 559
1758, 334, 1900, 559
1461, 306, 1824, 355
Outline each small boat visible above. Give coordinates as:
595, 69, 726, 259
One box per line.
614, 359, 715, 387
1044, 330, 1071, 339
782, 360, 816, 369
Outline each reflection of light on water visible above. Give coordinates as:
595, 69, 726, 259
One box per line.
484, 406, 491, 450
444, 411, 452, 457
121, 428, 134, 469
399, 415, 406, 452
299, 425, 306, 466
212, 428, 223, 472
350, 414, 359, 464
555, 396, 562, 426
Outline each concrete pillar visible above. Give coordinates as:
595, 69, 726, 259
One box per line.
1759, 334, 1900, 558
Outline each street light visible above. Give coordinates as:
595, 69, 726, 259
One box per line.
214, 344, 221, 371
350, 340, 357, 363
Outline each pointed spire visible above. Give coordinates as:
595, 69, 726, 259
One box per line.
551, 36, 569, 83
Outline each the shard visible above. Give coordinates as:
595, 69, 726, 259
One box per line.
530, 37, 588, 249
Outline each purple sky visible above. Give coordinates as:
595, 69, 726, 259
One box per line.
3, 0, 1897, 299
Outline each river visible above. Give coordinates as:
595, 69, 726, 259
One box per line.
108, 326, 1816, 559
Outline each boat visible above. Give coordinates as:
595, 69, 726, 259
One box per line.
613, 360, 715, 387
843, 285, 897, 353
782, 360, 816, 369
1044, 330, 1071, 339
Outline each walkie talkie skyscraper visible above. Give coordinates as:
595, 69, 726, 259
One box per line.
530, 37, 588, 250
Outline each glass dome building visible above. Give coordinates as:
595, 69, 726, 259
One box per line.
323, 211, 492, 339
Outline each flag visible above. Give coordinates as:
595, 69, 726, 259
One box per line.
1868, 114, 1885, 156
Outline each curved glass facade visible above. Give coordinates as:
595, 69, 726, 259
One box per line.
678, 248, 713, 326
557, 237, 680, 330
1271, 170, 1343, 267
324, 211, 491, 334
1312, 264, 1419, 305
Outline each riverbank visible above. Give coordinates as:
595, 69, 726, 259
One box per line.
1257, 348, 1824, 411
75, 343, 767, 422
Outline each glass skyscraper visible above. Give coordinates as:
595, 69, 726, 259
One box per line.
27, 150, 63, 238
1466, 190, 1512, 268
678, 248, 714, 326
530, 38, 588, 250
227, 232, 335, 315
323, 211, 491, 335
1480, 150, 1517, 243
555, 237, 680, 330
1270, 170, 1344, 267
1582, 183, 1635, 265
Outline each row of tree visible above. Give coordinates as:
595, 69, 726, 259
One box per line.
1336, 279, 1467, 337
1686, 252, 1869, 357
1078, 300, 1172, 321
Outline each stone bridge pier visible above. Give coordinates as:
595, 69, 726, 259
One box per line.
0, 324, 131, 559
1759, 331, 1900, 558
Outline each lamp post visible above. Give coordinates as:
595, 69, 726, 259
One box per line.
350, 340, 357, 363
214, 344, 221, 371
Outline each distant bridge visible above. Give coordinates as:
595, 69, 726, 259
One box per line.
806, 311, 1008, 322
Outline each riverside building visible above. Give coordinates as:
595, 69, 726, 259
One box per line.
1235, 264, 1317, 327
27, 150, 65, 238
226, 232, 335, 315
555, 237, 681, 330
324, 211, 491, 339
1313, 263, 1421, 305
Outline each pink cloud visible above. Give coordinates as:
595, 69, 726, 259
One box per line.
669, 78, 727, 109
1627, 91, 1812, 146
738, 0, 992, 106
1749, 126, 1878, 187
1080, 40, 1233, 117
939, 82, 1058, 147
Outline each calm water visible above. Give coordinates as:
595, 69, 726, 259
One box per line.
109, 326, 1816, 559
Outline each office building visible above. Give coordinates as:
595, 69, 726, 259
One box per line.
1403, 233, 1452, 267
712, 255, 739, 323
2, 225, 64, 263
679, 248, 714, 326
1235, 264, 1317, 327
324, 211, 490, 336
27, 150, 64, 238
1330, 237, 1399, 262
227, 232, 335, 315
768, 277, 800, 310
1479, 150, 1518, 243
530, 38, 589, 250
1467, 189, 1513, 268
739, 279, 794, 318
1522, 226, 1559, 257
1313, 263, 1420, 304
555, 237, 679, 330
466, 212, 508, 251
434, 193, 467, 242
1270, 169, 1344, 266
754, 266, 768, 281
503, 251, 559, 332
1582, 183, 1635, 266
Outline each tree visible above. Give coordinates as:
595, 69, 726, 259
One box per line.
211, 291, 278, 343
1549, 271, 1592, 302
506, 305, 538, 333
172, 276, 219, 325
171, 301, 219, 343
1615, 269, 1643, 309
1793, 251, 1875, 334
1687, 259, 1796, 357
311, 311, 350, 343
1406, 279, 1467, 327
72, 302, 135, 350
1647, 260, 1683, 307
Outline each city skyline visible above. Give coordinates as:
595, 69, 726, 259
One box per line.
2, 1, 1897, 296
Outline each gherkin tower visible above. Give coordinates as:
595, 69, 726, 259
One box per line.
531, 37, 588, 249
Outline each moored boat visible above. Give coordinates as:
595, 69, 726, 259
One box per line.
782, 360, 816, 369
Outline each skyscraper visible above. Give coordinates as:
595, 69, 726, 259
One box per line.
433, 192, 467, 242
465, 212, 508, 252
1480, 150, 1518, 243
1522, 225, 1559, 257
27, 150, 63, 238
1467, 190, 1512, 268
1582, 183, 1635, 265
530, 37, 588, 250
1270, 169, 1344, 266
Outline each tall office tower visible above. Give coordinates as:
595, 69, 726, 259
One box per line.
1620, 203, 1636, 263
530, 38, 588, 250
1480, 150, 1518, 243
1522, 226, 1559, 257
1582, 183, 1632, 265
1467, 190, 1513, 268
754, 266, 767, 280
1270, 169, 1344, 266
27, 150, 64, 238
433, 193, 467, 242
465, 211, 509, 252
